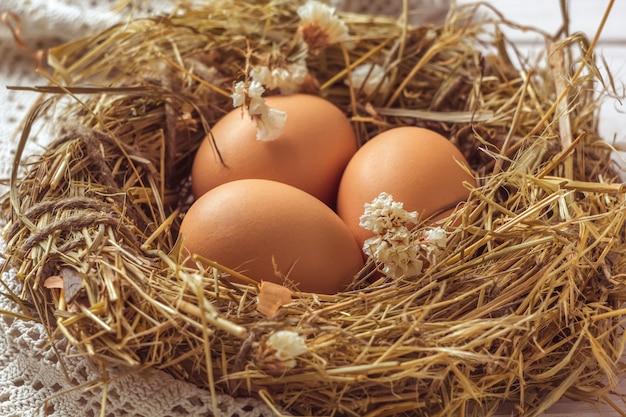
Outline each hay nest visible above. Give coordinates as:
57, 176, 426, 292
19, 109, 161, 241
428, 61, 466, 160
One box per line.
2, 1, 626, 415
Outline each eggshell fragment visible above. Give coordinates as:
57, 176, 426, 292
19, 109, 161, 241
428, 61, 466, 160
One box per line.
179, 179, 364, 294
336, 126, 475, 250
191, 94, 357, 207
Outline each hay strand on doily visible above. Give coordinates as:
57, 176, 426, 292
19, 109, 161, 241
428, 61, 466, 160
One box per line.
2, 1, 626, 416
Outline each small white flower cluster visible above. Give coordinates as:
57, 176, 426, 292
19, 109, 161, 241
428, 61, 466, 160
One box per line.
297, 0, 350, 50
360, 192, 448, 278
246, 0, 351, 92
347, 63, 391, 96
360, 192, 418, 235
265, 330, 308, 368
249, 59, 308, 94
231, 79, 287, 141
229, 0, 354, 141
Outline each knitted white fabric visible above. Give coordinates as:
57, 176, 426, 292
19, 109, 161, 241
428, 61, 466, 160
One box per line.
0, 1, 450, 417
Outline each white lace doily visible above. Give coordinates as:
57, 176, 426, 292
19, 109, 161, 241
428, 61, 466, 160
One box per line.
0, 1, 450, 416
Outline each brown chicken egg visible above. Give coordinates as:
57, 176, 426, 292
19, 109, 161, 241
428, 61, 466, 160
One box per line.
191, 94, 357, 207
336, 126, 475, 250
179, 178, 364, 294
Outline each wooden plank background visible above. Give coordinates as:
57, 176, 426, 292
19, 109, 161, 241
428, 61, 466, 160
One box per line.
456, 1, 626, 415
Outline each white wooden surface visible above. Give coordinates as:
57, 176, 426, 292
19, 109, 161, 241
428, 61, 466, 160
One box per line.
455, 1, 626, 416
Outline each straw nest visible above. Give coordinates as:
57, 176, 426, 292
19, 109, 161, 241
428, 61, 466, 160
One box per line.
2, 1, 626, 416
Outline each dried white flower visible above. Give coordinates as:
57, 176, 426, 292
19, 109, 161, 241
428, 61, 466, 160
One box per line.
423, 227, 447, 253
255, 106, 288, 142
231, 81, 246, 107
250, 59, 309, 94
360, 193, 449, 279
231, 80, 287, 141
266, 330, 307, 365
359, 192, 418, 235
297, 0, 350, 50
245, 80, 267, 115
347, 63, 391, 96
364, 232, 425, 278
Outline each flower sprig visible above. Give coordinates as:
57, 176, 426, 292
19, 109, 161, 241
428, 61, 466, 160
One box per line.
229, 0, 353, 141
360, 192, 448, 278
231, 79, 287, 141
250, 58, 308, 94
359, 192, 419, 234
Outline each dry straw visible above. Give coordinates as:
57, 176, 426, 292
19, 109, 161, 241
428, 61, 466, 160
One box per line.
2, 0, 626, 416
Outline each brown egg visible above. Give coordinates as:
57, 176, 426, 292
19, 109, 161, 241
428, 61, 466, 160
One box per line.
191, 94, 357, 207
179, 179, 364, 294
336, 126, 475, 250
